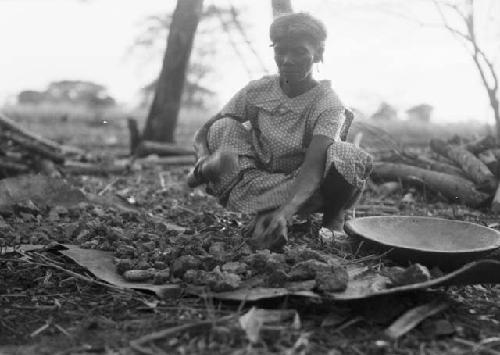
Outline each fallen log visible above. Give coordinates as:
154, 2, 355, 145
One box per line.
372, 162, 489, 207
465, 135, 497, 155
0, 130, 65, 164
0, 112, 62, 153
412, 156, 469, 179
430, 138, 497, 191
477, 150, 499, 177
134, 140, 194, 158
0, 157, 30, 173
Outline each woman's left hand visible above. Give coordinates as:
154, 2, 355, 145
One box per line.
248, 209, 289, 252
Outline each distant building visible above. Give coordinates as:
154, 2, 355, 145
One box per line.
406, 104, 433, 123
370, 102, 398, 121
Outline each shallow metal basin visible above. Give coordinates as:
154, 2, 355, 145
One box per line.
345, 216, 500, 269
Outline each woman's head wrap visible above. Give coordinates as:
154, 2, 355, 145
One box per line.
270, 12, 327, 52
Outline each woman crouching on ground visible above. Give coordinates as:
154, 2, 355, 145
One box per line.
188, 12, 372, 251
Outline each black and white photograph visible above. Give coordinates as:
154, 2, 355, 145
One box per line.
1, 0, 500, 354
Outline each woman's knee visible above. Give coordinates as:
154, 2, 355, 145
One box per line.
207, 117, 249, 153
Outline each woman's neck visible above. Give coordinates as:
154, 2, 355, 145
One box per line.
280, 76, 318, 98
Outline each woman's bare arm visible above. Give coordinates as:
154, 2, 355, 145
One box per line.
193, 114, 223, 160
279, 134, 332, 219
251, 135, 332, 249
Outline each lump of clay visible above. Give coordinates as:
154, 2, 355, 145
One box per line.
171, 255, 202, 278
207, 271, 242, 292
288, 260, 333, 281
388, 263, 431, 287
243, 250, 287, 274
315, 267, 349, 293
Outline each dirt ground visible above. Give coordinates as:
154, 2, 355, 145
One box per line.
1, 161, 500, 355
1, 113, 500, 354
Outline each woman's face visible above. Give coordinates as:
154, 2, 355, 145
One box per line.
273, 36, 319, 84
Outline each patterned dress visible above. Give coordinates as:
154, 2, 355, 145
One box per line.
206, 75, 372, 214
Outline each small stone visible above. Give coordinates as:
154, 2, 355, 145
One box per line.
221, 262, 248, 274
315, 268, 349, 293
153, 268, 171, 284
171, 255, 202, 278
123, 269, 155, 282
115, 258, 134, 274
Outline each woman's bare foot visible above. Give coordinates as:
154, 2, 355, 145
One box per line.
187, 151, 238, 187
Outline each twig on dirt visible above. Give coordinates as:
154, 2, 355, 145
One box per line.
54, 323, 72, 338
333, 316, 364, 334
129, 315, 236, 355
454, 338, 500, 355
30, 318, 52, 338
98, 177, 120, 196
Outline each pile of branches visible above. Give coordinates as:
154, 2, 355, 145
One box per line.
371, 135, 500, 211
0, 113, 123, 178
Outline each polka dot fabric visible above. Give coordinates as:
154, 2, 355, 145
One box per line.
206, 75, 372, 214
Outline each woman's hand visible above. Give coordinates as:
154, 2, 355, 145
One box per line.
248, 209, 289, 252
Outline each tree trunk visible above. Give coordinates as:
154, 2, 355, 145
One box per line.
272, 0, 293, 17
142, 0, 204, 143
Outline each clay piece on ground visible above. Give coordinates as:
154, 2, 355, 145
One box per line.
388, 264, 432, 287
243, 250, 288, 274
315, 267, 349, 293
183, 269, 210, 285
171, 255, 202, 278
288, 260, 335, 281
153, 268, 171, 284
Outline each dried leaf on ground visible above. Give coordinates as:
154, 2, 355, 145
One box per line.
385, 300, 449, 339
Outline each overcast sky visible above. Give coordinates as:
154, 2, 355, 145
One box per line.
0, 0, 498, 122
